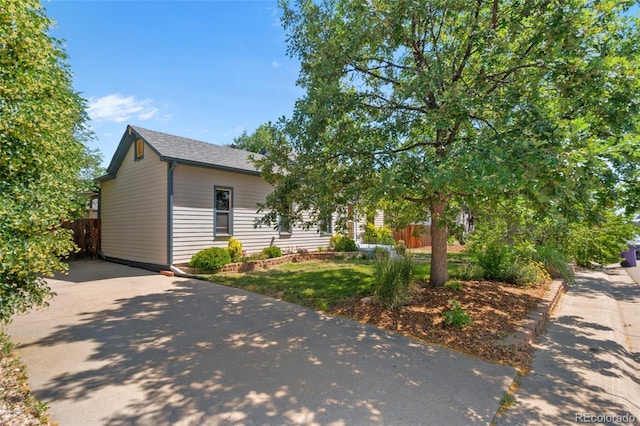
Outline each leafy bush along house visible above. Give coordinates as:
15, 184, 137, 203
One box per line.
98, 125, 383, 271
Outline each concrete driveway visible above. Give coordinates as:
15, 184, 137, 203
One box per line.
8, 261, 515, 425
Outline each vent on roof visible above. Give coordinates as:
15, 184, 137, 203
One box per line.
135, 139, 144, 161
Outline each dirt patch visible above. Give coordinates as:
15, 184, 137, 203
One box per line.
331, 279, 548, 371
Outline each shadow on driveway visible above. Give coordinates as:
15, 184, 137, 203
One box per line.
10, 261, 515, 425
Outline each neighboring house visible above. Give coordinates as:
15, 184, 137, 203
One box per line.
86, 193, 99, 219
98, 125, 382, 271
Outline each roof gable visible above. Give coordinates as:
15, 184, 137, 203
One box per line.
99, 125, 264, 181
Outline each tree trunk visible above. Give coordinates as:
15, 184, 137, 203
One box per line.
429, 199, 448, 287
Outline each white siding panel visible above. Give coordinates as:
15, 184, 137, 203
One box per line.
172, 165, 332, 264
101, 143, 168, 265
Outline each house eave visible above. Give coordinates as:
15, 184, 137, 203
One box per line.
160, 157, 261, 176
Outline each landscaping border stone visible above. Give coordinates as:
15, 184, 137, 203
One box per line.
175, 251, 363, 275
498, 279, 567, 349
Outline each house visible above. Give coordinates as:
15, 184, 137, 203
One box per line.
98, 125, 382, 272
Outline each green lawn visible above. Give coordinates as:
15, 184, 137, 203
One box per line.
205, 250, 474, 311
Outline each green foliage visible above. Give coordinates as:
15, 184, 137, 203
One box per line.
189, 247, 231, 271
395, 241, 407, 256
374, 254, 414, 309
232, 122, 277, 154
472, 240, 516, 282
254, 0, 640, 289
450, 264, 483, 281
362, 223, 395, 245
373, 247, 389, 259
261, 246, 283, 259
0, 0, 95, 323
227, 237, 243, 262
444, 281, 464, 291
330, 234, 358, 252
531, 245, 575, 285
443, 299, 472, 329
511, 259, 551, 288
567, 213, 637, 267
210, 259, 375, 311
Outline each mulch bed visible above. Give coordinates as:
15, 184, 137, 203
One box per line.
331, 279, 549, 371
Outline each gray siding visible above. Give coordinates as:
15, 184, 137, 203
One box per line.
101, 143, 168, 265
172, 165, 332, 264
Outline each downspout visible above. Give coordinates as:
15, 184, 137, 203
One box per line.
167, 160, 177, 267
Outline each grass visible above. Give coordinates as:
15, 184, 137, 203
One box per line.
207, 259, 375, 310
205, 251, 473, 310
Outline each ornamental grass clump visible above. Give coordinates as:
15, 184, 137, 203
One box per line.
374, 253, 414, 309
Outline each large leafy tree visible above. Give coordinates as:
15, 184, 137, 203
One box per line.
232, 122, 278, 154
0, 0, 93, 322
256, 0, 639, 286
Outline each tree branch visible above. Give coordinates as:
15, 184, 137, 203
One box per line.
452, 0, 483, 84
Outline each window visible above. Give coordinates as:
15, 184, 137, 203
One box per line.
135, 139, 144, 160
319, 214, 332, 235
214, 187, 232, 236
279, 204, 293, 235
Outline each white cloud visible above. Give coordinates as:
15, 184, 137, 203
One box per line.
88, 94, 158, 123
272, 61, 281, 69
224, 126, 245, 137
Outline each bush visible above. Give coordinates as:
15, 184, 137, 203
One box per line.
374, 255, 414, 309
443, 299, 472, 329
511, 259, 551, 287
189, 247, 231, 270
473, 241, 516, 281
395, 241, 407, 256
261, 246, 283, 258
363, 223, 395, 245
531, 245, 575, 285
227, 237, 243, 262
330, 234, 358, 252
469, 240, 551, 286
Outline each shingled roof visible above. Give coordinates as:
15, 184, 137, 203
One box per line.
100, 125, 263, 181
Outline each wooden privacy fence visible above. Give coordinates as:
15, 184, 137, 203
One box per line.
62, 219, 101, 259
392, 224, 431, 248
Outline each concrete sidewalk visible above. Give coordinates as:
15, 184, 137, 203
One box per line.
7, 261, 515, 425
496, 267, 640, 425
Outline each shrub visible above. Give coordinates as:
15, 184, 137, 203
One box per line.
189, 247, 231, 271
374, 254, 414, 309
261, 246, 283, 258
473, 241, 516, 281
330, 234, 358, 252
363, 223, 395, 245
511, 259, 551, 287
443, 299, 472, 329
530, 245, 574, 284
227, 237, 243, 262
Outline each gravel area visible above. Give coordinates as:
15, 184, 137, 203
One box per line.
0, 331, 53, 426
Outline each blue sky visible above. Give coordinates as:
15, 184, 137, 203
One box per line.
43, 0, 302, 168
